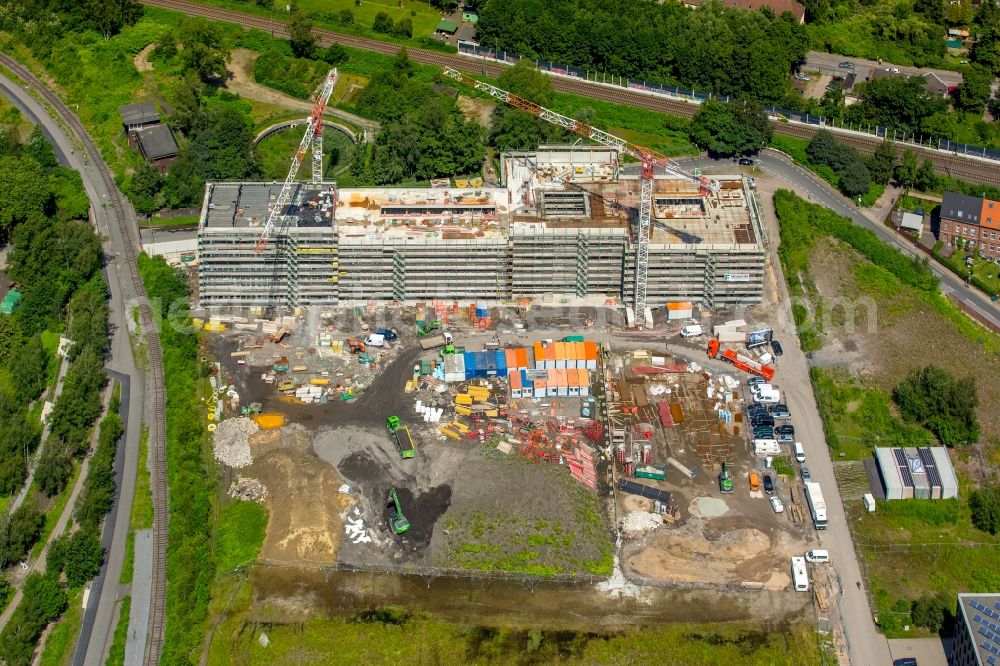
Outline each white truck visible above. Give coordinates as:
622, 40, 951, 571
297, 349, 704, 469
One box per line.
791, 556, 809, 591
804, 482, 828, 530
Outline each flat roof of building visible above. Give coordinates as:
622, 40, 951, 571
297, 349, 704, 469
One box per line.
958, 593, 1000, 665
201, 182, 339, 230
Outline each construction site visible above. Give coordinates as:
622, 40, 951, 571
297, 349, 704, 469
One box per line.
191, 66, 819, 598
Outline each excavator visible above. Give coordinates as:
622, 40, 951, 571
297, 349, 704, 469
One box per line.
439, 342, 456, 358
416, 320, 442, 336
345, 338, 366, 354
386, 488, 411, 535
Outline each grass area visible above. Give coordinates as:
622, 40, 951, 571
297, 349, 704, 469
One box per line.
771, 455, 795, 479
851, 489, 1000, 637
895, 194, 939, 216
811, 367, 934, 461
206, 601, 822, 666
215, 500, 268, 574
104, 596, 131, 666
770, 133, 840, 191
0, 93, 31, 138
440, 475, 613, 577
37, 587, 85, 666
189, 0, 448, 46
132, 427, 154, 530
256, 127, 354, 181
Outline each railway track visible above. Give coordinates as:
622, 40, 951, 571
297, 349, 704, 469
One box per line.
0, 53, 169, 666
143, 0, 1000, 187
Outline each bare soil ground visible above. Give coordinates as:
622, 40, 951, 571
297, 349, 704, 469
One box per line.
808, 237, 1000, 435
247, 425, 350, 564
456, 95, 494, 127
133, 43, 155, 73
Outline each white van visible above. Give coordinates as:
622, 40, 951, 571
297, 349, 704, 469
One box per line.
753, 388, 780, 404
794, 441, 806, 463
805, 549, 829, 563
365, 333, 385, 347
680, 324, 703, 338
791, 556, 809, 592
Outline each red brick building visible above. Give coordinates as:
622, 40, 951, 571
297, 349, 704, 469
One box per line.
939, 191, 1000, 260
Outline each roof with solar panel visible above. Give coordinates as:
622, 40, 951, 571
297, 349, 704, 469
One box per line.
961, 594, 1000, 665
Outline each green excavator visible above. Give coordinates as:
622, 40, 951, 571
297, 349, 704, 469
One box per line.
387, 487, 411, 535
718, 460, 734, 494
416, 320, 442, 336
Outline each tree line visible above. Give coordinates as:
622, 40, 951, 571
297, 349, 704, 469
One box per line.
476, 0, 808, 105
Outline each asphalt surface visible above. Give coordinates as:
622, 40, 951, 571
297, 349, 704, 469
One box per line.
804, 51, 963, 88
0, 70, 150, 666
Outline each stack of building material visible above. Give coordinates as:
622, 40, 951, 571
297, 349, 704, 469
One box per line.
564, 443, 597, 491
632, 364, 689, 374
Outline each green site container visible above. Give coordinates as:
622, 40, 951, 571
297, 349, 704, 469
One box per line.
421, 360, 432, 375
635, 465, 666, 481
562, 335, 585, 342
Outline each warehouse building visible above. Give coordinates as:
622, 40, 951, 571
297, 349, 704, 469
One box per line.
870, 446, 958, 500
196, 147, 766, 310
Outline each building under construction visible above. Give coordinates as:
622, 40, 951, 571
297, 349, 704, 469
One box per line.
196, 147, 766, 310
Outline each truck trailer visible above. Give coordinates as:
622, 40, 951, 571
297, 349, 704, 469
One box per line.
720, 349, 775, 381
618, 479, 671, 504
386, 416, 416, 458
804, 482, 828, 530
418, 332, 452, 350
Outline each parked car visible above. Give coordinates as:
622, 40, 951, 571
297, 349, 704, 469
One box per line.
746, 404, 769, 416
838, 61, 855, 69
769, 404, 791, 419
754, 427, 775, 439
763, 474, 775, 494
777, 433, 794, 444
770, 496, 785, 513
885, 66, 900, 73
771, 339, 783, 356
775, 424, 795, 435
751, 414, 775, 427
800, 466, 811, 482
738, 158, 754, 166
794, 73, 810, 81
748, 377, 767, 387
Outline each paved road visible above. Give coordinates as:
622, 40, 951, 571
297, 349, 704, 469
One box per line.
0, 69, 150, 666
804, 51, 962, 88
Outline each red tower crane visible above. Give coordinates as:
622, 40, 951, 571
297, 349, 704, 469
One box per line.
442, 67, 719, 320
256, 68, 339, 253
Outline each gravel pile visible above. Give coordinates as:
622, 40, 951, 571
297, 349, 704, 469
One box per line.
621, 511, 663, 535
212, 417, 258, 469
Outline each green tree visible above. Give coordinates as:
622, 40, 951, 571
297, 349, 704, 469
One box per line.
24, 125, 57, 171
497, 59, 554, 106
35, 441, 73, 498
171, 71, 206, 135
915, 158, 938, 192
969, 486, 1000, 535
49, 530, 104, 588
288, 9, 316, 58
955, 65, 994, 114
689, 99, 770, 157
839, 160, 872, 197
151, 31, 178, 62
0, 503, 44, 568
393, 17, 413, 39
393, 47, 413, 77
895, 149, 920, 189
913, 0, 944, 22
919, 111, 957, 143
9, 335, 48, 403
911, 593, 953, 632
130, 160, 163, 215
0, 156, 50, 233
866, 139, 897, 185
373, 11, 394, 34
321, 42, 348, 66
892, 365, 979, 446
338, 8, 354, 24
180, 17, 229, 83
849, 76, 948, 133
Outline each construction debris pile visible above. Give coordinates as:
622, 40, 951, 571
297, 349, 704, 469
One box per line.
344, 506, 373, 545
229, 476, 268, 502
621, 510, 664, 535
212, 417, 258, 469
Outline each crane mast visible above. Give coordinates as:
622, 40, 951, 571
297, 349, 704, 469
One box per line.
442, 67, 718, 320
256, 68, 339, 253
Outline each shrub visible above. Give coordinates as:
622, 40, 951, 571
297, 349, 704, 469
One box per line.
969, 486, 1000, 535
892, 366, 980, 447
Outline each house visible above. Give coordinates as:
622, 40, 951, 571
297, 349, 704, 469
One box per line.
953, 594, 1000, 666
118, 101, 178, 173
683, 0, 806, 24
899, 211, 924, 236
119, 101, 160, 134
939, 191, 1000, 260
867, 68, 954, 98
435, 19, 458, 35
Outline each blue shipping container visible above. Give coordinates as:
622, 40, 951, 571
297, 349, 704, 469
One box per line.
495, 350, 507, 374
464, 351, 477, 379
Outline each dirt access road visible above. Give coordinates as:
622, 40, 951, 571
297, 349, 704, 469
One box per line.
225, 48, 377, 135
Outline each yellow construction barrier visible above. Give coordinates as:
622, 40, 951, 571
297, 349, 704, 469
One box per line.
310, 378, 330, 386
467, 386, 490, 401
207, 423, 217, 432
455, 394, 473, 405
192, 318, 205, 330
455, 404, 473, 416
252, 413, 286, 429
449, 421, 470, 433
439, 426, 463, 440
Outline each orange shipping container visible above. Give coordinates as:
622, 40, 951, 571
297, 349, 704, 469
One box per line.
567, 368, 579, 387
584, 340, 598, 361
554, 342, 567, 362
505, 348, 517, 369
534, 342, 546, 366
579, 368, 590, 386
545, 344, 556, 364
571, 341, 582, 361
516, 347, 528, 368
533, 379, 547, 396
